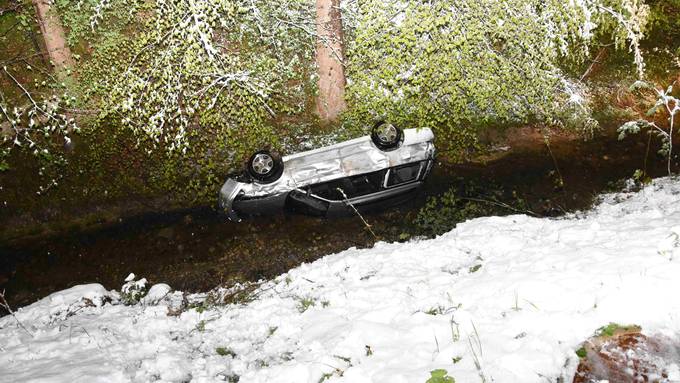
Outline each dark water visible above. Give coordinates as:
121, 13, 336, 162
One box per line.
0, 132, 673, 311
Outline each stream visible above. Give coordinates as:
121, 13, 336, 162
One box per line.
0, 131, 672, 310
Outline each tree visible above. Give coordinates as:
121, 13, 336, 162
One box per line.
31, 0, 73, 76
0, 0, 77, 171
315, 0, 347, 122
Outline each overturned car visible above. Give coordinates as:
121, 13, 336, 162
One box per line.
218, 122, 436, 221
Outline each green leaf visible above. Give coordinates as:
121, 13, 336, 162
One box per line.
426, 369, 455, 383
575, 347, 587, 359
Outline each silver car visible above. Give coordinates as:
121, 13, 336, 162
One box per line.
218, 122, 436, 221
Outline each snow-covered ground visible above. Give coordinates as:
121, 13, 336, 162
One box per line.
3, 178, 680, 383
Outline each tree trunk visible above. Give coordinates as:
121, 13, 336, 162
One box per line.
315, 0, 347, 122
31, 0, 73, 76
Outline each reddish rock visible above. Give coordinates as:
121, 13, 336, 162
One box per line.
573, 327, 679, 383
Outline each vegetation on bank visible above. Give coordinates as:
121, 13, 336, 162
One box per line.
0, 0, 678, 228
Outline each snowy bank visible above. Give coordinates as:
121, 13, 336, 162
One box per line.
2, 178, 680, 383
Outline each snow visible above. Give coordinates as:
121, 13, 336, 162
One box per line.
3, 178, 680, 382
142, 284, 172, 305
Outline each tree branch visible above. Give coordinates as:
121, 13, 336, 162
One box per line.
0, 289, 33, 337
0, 1, 21, 16
580, 47, 609, 82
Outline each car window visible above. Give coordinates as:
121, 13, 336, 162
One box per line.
386, 162, 422, 187
310, 169, 385, 200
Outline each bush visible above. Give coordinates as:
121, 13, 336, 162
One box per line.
120, 273, 148, 305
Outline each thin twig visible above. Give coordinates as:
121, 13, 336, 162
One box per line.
432, 332, 440, 361
643, 130, 652, 177
3, 67, 57, 124
1, 20, 20, 38
458, 196, 540, 217
336, 187, 378, 240
580, 47, 608, 82
0, 289, 33, 337
0, 52, 47, 66
544, 136, 565, 188
0, 1, 21, 16
467, 321, 487, 383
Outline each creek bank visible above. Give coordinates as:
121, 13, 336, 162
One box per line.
0, 126, 675, 310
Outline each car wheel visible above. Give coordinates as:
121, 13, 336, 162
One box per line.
247, 150, 283, 183
371, 121, 402, 150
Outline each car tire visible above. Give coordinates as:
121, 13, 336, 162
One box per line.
247, 150, 284, 183
371, 121, 403, 150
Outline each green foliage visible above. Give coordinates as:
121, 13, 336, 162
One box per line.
196, 320, 206, 332
426, 369, 455, 383
0, 71, 78, 175
0, 5, 80, 181
216, 347, 237, 357
120, 276, 148, 305
423, 305, 460, 315
50, 0, 321, 204
596, 322, 640, 337
630, 169, 652, 186
345, 1, 573, 151
297, 296, 317, 313
19, 0, 318, 205
412, 185, 492, 238
425, 306, 446, 315
54, 0, 146, 47
575, 346, 587, 358
618, 81, 679, 175
0, 0, 664, 215
0, 147, 10, 171
412, 180, 532, 237
572, 323, 641, 363
646, 0, 680, 57
74, 0, 316, 156
343, 0, 649, 155
593, 0, 649, 78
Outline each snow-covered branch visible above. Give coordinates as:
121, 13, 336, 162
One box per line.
619, 81, 679, 175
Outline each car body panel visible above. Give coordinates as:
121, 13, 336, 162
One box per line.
218, 127, 435, 221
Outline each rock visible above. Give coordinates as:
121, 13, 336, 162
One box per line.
573, 325, 680, 383
142, 283, 172, 305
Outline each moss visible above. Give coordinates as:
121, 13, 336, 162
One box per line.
596, 323, 641, 338
575, 346, 587, 359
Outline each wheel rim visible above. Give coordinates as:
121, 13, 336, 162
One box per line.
251, 153, 274, 175
377, 124, 398, 143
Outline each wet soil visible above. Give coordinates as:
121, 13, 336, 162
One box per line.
0, 128, 674, 310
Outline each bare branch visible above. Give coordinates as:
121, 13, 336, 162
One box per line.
0, 0, 21, 16
0, 290, 33, 337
